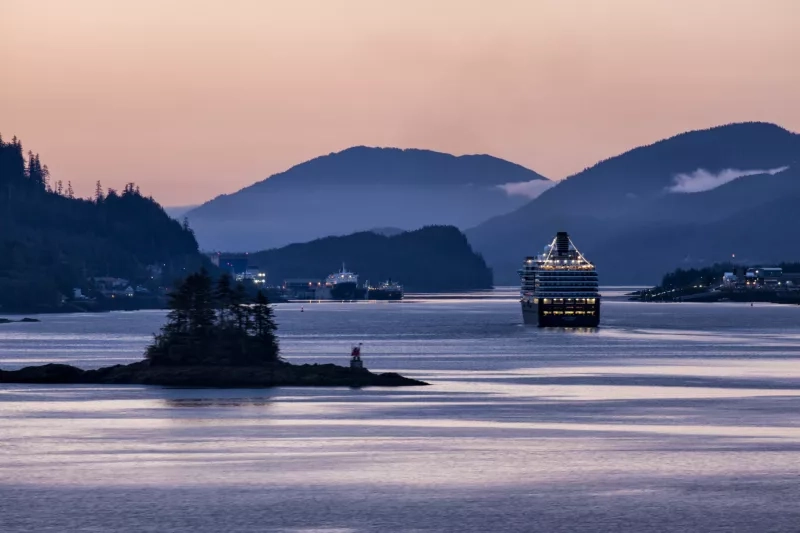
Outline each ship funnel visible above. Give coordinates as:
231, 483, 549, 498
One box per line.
555, 231, 570, 257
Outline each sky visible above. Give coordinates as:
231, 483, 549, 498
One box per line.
1, 0, 799, 206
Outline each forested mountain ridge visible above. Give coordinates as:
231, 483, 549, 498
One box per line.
0, 135, 207, 311
250, 225, 493, 291
467, 122, 800, 284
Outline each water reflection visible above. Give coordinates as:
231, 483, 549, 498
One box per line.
3, 291, 800, 531
163, 397, 274, 408
537, 326, 598, 334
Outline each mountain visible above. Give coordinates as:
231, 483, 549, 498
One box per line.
369, 227, 406, 237
249, 225, 492, 292
0, 135, 207, 311
588, 179, 800, 282
466, 122, 800, 284
164, 204, 199, 219
185, 146, 550, 251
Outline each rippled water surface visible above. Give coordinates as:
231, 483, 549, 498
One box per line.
2, 290, 800, 532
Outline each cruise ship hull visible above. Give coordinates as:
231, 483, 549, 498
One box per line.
521, 300, 600, 327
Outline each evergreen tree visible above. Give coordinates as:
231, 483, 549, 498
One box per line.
166, 282, 192, 335
94, 180, 104, 203
186, 269, 216, 338
251, 290, 279, 360
26, 152, 45, 189
230, 282, 250, 333
26, 150, 34, 180
214, 272, 234, 327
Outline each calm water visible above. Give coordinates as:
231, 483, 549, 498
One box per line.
2, 289, 800, 532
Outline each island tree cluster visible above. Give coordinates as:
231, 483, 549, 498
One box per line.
146, 270, 280, 366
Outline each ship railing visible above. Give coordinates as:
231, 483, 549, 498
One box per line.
537, 273, 599, 277
537, 282, 598, 285
536, 281, 599, 287
537, 278, 598, 282
535, 288, 600, 293
535, 294, 600, 298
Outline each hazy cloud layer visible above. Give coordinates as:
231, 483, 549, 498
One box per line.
668, 166, 789, 193
498, 180, 556, 199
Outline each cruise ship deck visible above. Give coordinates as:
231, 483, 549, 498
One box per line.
520, 231, 600, 327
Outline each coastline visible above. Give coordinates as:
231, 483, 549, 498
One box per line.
0, 295, 290, 316
629, 289, 800, 305
0, 360, 429, 388
0, 288, 499, 315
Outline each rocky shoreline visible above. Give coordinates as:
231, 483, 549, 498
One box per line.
0, 317, 41, 324
0, 360, 428, 388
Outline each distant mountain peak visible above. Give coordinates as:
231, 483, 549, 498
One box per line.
185, 146, 549, 251
466, 121, 800, 285
572, 121, 797, 180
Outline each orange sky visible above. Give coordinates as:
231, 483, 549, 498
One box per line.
2, 0, 799, 205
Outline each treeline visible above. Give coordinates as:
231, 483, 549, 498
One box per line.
659, 264, 737, 290
249, 225, 493, 291
0, 134, 206, 312
659, 262, 800, 290
147, 270, 279, 366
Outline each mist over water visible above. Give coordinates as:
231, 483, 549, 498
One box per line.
2, 290, 800, 532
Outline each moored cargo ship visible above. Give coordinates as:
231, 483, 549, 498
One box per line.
326, 264, 365, 300
519, 231, 600, 327
367, 280, 404, 300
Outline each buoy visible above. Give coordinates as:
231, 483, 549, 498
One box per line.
350, 343, 364, 369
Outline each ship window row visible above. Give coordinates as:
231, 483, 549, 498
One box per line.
535, 278, 598, 283
536, 279, 599, 284
536, 289, 599, 293
535, 285, 598, 292
523, 279, 599, 286
531, 283, 599, 287
542, 311, 596, 316
537, 288, 599, 293
523, 273, 599, 278
536, 270, 598, 275
535, 278, 597, 282
538, 298, 597, 304
536, 270, 598, 274
538, 268, 597, 272
537, 294, 599, 298
536, 274, 598, 277
536, 281, 599, 286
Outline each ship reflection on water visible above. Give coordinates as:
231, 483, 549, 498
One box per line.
536, 326, 599, 334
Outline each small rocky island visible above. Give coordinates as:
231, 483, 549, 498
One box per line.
0, 317, 40, 324
0, 271, 426, 388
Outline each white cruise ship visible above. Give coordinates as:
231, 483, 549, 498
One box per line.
519, 231, 600, 327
